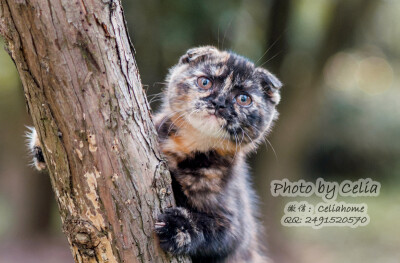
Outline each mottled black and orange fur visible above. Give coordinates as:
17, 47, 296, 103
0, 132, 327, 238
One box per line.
27, 46, 282, 263
153, 46, 282, 263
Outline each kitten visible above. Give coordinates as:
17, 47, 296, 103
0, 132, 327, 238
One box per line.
27, 46, 282, 263
153, 46, 281, 263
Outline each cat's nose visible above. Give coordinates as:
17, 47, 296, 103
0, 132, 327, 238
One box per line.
212, 97, 226, 110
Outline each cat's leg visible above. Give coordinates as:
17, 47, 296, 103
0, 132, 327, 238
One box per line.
155, 207, 239, 260
26, 127, 46, 171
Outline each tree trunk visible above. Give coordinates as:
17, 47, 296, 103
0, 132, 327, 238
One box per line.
0, 1, 190, 263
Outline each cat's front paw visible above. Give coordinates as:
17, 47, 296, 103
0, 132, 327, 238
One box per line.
155, 207, 196, 255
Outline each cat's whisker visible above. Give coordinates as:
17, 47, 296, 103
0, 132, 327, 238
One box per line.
258, 51, 282, 69
174, 114, 189, 131
148, 92, 166, 104
147, 92, 165, 99
149, 98, 165, 104
168, 111, 187, 135
245, 123, 278, 160
142, 84, 150, 93
222, 18, 234, 50
167, 109, 200, 136
217, 23, 220, 50
255, 34, 283, 65
247, 124, 269, 151
215, 127, 226, 149
238, 127, 245, 147
242, 129, 258, 150
152, 82, 169, 90
215, 125, 224, 139
265, 137, 279, 162
232, 130, 239, 161
157, 110, 186, 132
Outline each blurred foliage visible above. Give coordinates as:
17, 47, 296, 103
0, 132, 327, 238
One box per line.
0, 0, 399, 262
124, 0, 400, 182
0, 40, 22, 236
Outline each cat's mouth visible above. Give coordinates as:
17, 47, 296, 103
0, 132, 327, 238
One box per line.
204, 111, 227, 125
205, 113, 218, 121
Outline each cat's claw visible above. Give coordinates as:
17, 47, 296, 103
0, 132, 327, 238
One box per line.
155, 222, 166, 228
155, 207, 195, 254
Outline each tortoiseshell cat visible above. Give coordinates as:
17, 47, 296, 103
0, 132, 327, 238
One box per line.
28, 46, 282, 263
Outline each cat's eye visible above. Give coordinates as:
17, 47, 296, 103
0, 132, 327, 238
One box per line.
236, 94, 252, 107
197, 77, 213, 90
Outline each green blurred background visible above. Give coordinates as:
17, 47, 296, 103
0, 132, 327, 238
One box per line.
0, 0, 399, 262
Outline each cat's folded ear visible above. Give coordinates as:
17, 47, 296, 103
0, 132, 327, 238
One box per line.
255, 68, 282, 105
179, 46, 219, 64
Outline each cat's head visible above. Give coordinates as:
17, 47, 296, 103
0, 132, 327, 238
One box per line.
163, 46, 282, 152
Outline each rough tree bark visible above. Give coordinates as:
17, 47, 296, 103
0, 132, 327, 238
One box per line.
0, 1, 191, 263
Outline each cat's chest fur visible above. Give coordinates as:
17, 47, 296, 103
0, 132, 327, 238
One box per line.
156, 114, 239, 212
